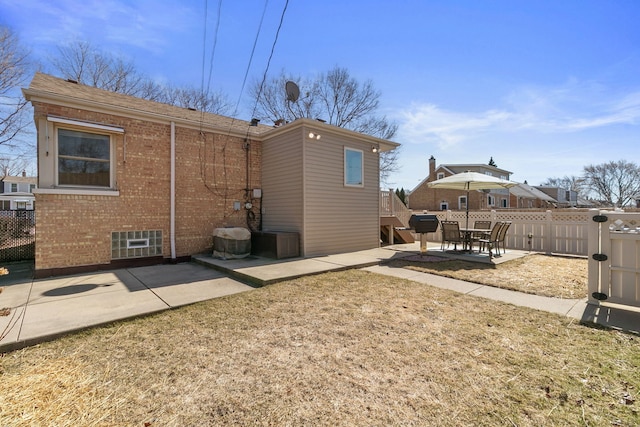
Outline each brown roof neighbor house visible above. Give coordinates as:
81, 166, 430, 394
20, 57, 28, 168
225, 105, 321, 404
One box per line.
407, 156, 513, 211
23, 72, 398, 277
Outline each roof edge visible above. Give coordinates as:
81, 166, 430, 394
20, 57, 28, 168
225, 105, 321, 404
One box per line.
262, 118, 400, 151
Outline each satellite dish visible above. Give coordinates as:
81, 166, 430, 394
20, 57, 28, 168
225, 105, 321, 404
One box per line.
285, 81, 300, 102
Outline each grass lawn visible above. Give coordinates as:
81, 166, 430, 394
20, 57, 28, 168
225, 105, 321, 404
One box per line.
1, 268, 638, 426
389, 253, 588, 299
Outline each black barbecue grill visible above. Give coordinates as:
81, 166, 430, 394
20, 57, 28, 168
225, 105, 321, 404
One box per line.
409, 214, 439, 233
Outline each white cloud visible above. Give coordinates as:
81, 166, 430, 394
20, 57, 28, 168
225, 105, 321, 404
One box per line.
396, 81, 640, 148
5, 0, 197, 54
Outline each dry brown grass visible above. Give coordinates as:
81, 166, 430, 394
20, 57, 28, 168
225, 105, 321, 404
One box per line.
1, 270, 638, 426
390, 253, 588, 299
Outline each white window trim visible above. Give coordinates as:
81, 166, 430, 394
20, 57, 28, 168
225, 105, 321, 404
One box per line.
440, 202, 449, 211
33, 187, 120, 196
47, 116, 124, 133
458, 195, 467, 210
344, 147, 364, 188
487, 195, 495, 207
437, 172, 445, 180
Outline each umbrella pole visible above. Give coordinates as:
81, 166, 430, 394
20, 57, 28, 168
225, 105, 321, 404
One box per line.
465, 189, 470, 230
465, 189, 470, 252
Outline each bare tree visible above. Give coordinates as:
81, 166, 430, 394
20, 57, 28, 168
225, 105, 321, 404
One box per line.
582, 160, 640, 207
252, 66, 400, 184
0, 26, 31, 147
250, 72, 319, 124
50, 41, 231, 114
540, 175, 586, 195
51, 41, 150, 97
0, 156, 30, 178
159, 85, 231, 115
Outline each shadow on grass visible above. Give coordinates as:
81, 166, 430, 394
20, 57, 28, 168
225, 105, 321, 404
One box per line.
388, 258, 498, 273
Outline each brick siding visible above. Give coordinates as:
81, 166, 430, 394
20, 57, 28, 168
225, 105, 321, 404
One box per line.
32, 102, 261, 272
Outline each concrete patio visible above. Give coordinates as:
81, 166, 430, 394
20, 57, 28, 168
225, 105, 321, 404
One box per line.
1, 242, 638, 352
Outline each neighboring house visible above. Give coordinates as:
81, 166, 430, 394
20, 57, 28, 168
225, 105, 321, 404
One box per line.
509, 183, 557, 209
407, 156, 513, 211
23, 72, 398, 277
0, 173, 37, 211
535, 186, 578, 208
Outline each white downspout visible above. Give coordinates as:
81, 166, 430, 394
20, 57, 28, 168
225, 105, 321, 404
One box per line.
170, 121, 176, 260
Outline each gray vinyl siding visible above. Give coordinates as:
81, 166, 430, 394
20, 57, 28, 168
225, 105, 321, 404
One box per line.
261, 128, 304, 236
302, 131, 380, 257
261, 122, 382, 257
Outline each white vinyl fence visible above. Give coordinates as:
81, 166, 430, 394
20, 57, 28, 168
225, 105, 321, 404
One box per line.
411, 208, 640, 312
587, 210, 640, 310
425, 209, 591, 256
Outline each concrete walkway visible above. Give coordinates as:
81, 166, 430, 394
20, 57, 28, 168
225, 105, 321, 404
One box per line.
2, 242, 638, 352
0, 262, 255, 352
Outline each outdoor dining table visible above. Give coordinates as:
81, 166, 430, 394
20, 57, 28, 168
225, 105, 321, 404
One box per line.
459, 227, 491, 252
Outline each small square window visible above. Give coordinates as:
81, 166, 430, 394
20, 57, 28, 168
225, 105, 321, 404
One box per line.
344, 148, 364, 187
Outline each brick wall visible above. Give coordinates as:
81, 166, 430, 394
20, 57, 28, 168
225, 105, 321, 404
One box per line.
409, 186, 486, 212
32, 102, 261, 272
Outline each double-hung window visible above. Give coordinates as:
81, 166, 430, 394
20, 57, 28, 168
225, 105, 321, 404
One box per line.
344, 147, 364, 187
459, 195, 467, 210
57, 128, 112, 187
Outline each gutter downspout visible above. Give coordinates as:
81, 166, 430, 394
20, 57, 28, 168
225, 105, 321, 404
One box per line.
170, 121, 176, 260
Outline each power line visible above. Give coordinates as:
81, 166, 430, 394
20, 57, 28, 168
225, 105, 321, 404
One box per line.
198, 0, 223, 122
249, 0, 290, 122
205, 0, 223, 98
230, 0, 270, 118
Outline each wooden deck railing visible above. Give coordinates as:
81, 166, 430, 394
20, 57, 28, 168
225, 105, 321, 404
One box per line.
380, 190, 412, 228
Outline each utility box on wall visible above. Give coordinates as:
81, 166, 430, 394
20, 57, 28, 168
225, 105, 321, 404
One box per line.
251, 231, 300, 259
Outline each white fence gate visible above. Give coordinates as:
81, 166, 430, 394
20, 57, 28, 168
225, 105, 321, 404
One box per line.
588, 210, 640, 310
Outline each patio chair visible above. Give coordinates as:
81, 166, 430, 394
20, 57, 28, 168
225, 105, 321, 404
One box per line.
496, 221, 512, 255
473, 220, 492, 232
478, 221, 503, 256
441, 221, 465, 251
470, 220, 492, 250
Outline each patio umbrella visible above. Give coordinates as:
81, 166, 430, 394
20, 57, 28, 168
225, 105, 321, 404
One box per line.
427, 171, 518, 229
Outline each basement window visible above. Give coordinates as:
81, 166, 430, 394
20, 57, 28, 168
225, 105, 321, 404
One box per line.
127, 238, 149, 249
112, 230, 162, 259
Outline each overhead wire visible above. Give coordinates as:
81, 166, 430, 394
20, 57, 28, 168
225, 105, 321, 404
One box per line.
229, 0, 270, 119
195, 0, 291, 224
247, 0, 290, 132
198, 0, 229, 200
237, 0, 290, 230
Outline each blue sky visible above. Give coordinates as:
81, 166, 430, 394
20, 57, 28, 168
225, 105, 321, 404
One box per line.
1, 0, 639, 189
